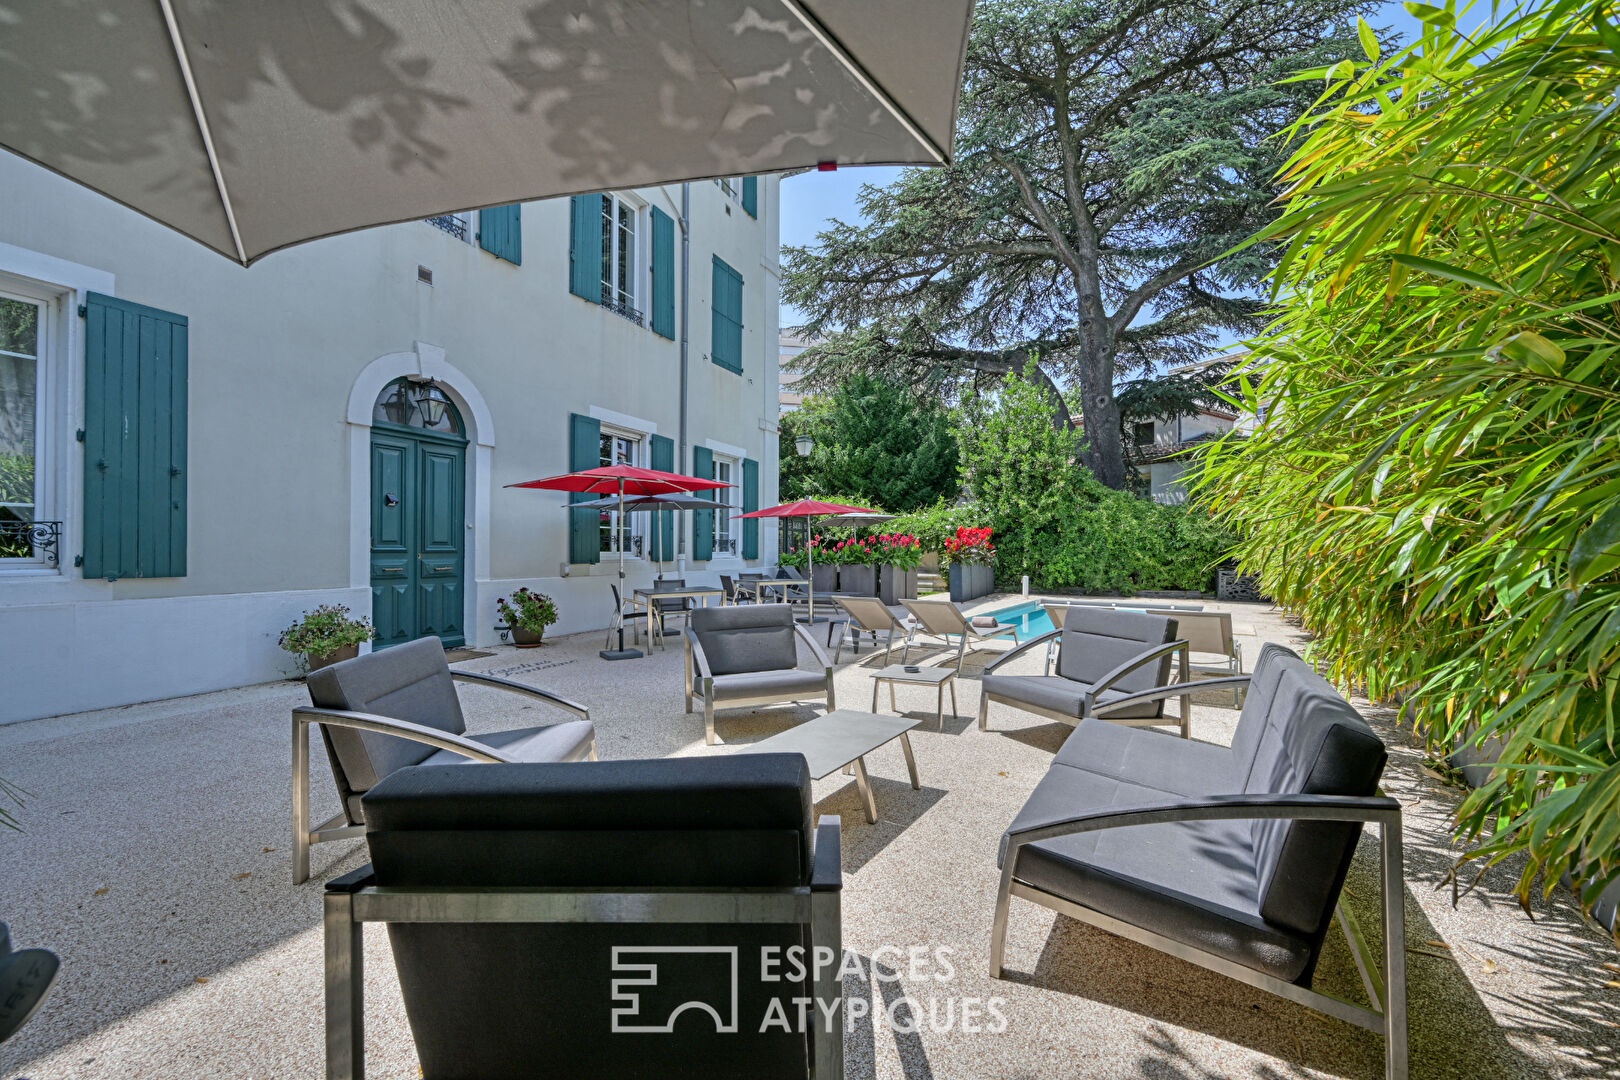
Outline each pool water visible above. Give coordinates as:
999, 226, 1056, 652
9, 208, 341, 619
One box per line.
987, 600, 1055, 641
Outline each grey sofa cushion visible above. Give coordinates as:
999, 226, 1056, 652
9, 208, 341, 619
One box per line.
363, 757, 816, 1080
420, 720, 596, 767
711, 669, 828, 702
982, 675, 1165, 722
999, 762, 1315, 982
306, 637, 464, 792
1245, 665, 1386, 937
690, 605, 799, 675
1053, 718, 1238, 794
1228, 643, 1302, 779
1054, 607, 1178, 694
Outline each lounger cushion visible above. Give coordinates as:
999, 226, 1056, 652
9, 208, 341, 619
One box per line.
690, 605, 799, 675
982, 675, 1164, 721
1054, 608, 1178, 694
1053, 719, 1238, 794
363, 757, 816, 1080
998, 763, 1315, 982
306, 637, 464, 792
419, 720, 596, 768
710, 669, 829, 702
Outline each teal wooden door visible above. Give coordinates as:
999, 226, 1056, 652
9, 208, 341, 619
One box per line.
370, 424, 466, 649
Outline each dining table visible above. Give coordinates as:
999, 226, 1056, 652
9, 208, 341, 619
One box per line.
631, 585, 723, 652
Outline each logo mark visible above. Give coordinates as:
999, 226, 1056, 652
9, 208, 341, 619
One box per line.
610, 946, 739, 1034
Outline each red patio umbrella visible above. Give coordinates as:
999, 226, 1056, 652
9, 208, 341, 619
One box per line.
737, 500, 876, 623
508, 465, 731, 659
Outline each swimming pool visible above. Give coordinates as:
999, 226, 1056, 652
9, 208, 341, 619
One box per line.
986, 600, 1055, 641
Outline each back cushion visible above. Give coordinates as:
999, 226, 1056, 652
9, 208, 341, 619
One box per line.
1055, 607, 1177, 693
305, 637, 464, 792
1229, 643, 1302, 774
691, 606, 798, 675
364, 756, 815, 1080
1246, 661, 1387, 936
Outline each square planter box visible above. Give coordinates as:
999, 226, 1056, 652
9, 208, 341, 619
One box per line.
949, 563, 994, 603
879, 564, 918, 605
838, 564, 877, 596
811, 564, 839, 593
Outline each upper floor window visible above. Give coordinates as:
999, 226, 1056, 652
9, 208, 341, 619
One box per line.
0, 292, 43, 561
716, 176, 759, 218
1133, 422, 1155, 446
601, 194, 642, 321
426, 211, 474, 243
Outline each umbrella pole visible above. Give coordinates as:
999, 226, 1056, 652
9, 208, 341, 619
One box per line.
601, 480, 644, 661
807, 516, 815, 623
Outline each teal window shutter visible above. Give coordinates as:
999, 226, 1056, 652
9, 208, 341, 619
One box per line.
741, 176, 758, 219
568, 413, 602, 564
742, 458, 759, 559
650, 207, 675, 340
691, 446, 715, 561
82, 292, 188, 580
478, 204, 522, 264
569, 195, 603, 302
649, 434, 675, 560
711, 257, 743, 373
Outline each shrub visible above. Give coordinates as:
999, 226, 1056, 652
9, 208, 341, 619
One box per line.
279, 605, 374, 658
496, 587, 558, 636
884, 502, 985, 561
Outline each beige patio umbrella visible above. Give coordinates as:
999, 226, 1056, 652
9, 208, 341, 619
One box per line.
0, 0, 973, 265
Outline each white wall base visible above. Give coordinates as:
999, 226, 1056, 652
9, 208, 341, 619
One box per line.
0, 587, 367, 723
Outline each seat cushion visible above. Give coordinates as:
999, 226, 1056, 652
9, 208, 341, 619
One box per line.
982, 675, 1165, 721
711, 669, 828, 703
420, 720, 596, 767
1055, 608, 1177, 693
690, 605, 799, 675
999, 763, 1314, 982
1053, 718, 1238, 795
306, 637, 464, 792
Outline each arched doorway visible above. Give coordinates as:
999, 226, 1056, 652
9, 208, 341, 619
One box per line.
369, 377, 468, 649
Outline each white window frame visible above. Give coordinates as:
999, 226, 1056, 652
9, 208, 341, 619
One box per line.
0, 276, 61, 571
714, 177, 744, 206
600, 192, 645, 316
711, 455, 740, 557
597, 424, 646, 558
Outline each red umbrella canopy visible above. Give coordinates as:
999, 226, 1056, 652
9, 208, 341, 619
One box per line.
737, 499, 876, 518
506, 465, 731, 496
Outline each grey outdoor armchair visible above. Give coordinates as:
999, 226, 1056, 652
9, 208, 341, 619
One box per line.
323, 756, 843, 1080
992, 644, 1406, 1079
292, 637, 595, 883
685, 605, 835, 745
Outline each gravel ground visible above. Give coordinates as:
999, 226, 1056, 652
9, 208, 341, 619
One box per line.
1, 596, 1615, 1079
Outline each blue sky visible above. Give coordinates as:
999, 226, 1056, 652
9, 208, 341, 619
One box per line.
776, 0, 1452, 327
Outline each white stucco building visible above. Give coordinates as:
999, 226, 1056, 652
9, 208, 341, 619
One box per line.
0, 155, 781, 721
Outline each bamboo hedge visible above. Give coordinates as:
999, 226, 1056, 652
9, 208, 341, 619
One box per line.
1196, 0, 1620, 910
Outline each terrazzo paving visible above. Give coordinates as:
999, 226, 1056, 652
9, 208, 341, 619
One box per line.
1, 596, 1616, 1079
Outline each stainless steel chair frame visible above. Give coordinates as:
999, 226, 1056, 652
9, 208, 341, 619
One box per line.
832, 598, 911, 666
292, 671, 594, 884
978, 630, 1195, 737
991, 768, 1407, 1080
684, 623, 836, 745
899, 599, 1019, 673
324, 817, 845, 1080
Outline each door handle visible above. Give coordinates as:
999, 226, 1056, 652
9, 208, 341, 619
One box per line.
377, 567, 404, 574
429, 565, 454, 572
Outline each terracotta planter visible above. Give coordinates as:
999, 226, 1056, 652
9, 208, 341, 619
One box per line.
838, 564, 876, 596
511, 625, 546, 648
948, 563, 994, 602
306, 643, 360, 672
879, 564, 919, 605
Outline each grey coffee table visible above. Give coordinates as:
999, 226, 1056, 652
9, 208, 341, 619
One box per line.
869, 664, 959, 730
736, 709, 920, 824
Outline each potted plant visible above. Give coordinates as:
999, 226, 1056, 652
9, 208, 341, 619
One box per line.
877, 533, 924, 604
807, 535, 839, 594
945, 526, 996, 602
834, 536, 879, 596
279, 604, 374, 672
497, 587, 558, 647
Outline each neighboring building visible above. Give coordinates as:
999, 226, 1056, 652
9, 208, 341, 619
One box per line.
779, 331, 813, 413
1126, 357, 1243, 504
0, 156, 781, 721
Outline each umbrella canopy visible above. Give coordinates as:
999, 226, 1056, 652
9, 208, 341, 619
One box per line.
2, 0, 974, 265
506, 465, 729, 496
569, 493, 729, 512
737, 499, 875, 519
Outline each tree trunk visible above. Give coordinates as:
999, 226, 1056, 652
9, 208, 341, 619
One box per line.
1079, 343, 1127, 489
